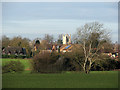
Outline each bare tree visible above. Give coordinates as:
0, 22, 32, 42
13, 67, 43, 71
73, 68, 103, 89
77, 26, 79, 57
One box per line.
57, 34, 63, 44
43, 34, 54, 44
74, 22, 111, 73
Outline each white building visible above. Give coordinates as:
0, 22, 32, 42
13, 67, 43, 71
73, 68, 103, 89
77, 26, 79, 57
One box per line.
63, 34, 71, 44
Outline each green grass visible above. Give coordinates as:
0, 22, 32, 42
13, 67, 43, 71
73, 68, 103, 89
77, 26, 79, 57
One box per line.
2, 71, 118, 88
2, 59, 118, 88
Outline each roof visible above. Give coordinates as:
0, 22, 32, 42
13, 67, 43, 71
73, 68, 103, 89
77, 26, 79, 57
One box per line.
60, 44, 82, 52
3, 46, 26, 55
64, 45, 71, 49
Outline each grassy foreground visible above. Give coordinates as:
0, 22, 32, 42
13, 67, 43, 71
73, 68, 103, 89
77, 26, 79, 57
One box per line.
2, 71, 118, 88
2, 59, 118, 88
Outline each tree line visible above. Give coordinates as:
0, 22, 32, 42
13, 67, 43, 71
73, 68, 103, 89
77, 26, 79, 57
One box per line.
2, 22, 120, 74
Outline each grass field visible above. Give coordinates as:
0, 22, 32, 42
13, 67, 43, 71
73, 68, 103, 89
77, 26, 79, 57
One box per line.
2, 59, 119, 88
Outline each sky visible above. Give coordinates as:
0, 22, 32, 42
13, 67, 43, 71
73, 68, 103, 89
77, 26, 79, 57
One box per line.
2, 2, 118, 42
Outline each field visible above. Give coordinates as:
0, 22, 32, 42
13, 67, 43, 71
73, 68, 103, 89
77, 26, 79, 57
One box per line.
2, 59, 119, 88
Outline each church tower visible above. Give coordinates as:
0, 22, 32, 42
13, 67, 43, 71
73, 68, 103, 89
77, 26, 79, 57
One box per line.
63, 34, 71, 44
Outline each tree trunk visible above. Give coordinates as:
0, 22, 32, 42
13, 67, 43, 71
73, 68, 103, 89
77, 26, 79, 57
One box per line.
83, 58, 87, 73
86, 70, 90, 74
86, 60, 92, 74
83, 63, 86, 72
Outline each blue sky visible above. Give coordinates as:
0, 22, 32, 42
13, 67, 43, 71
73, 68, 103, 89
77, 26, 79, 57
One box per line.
2, 2, 118, 42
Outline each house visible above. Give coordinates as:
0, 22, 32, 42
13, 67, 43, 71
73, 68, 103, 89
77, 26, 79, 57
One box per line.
2, 46, 26, 55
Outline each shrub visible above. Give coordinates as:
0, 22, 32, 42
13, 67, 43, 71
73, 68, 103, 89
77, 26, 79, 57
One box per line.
63, 52, 119, 71
2, 61, 24, 73
26, 55, 32, 58
2, 54, 28, 59
31, 52, 64, 73
9, 55, 17, 58
2, 54, 9, 58
116, 61, 120, 69
17, 55, 25, 59
91, 58, 118, 71
63, 52, 84, 71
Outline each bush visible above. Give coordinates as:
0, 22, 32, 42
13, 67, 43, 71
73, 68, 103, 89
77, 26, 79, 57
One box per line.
9, 55, 17, 58
2, 61, 24, 73
26, 55, 32, 58
63, 52, 84, 71
116, 61, 120, 69
31, 52, 64, 73
63, 52, 119, 71
91, 58, 119, 71
17, 55, 23, 58
2, 54, 9, 58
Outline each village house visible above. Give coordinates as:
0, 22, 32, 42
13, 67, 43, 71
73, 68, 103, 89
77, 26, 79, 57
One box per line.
2, 46, 26, 55
33, 34, 80, 53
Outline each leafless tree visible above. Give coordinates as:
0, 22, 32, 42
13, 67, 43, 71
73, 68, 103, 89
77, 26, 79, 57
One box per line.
74, 22, 111, 73
43, 34, 54, 44
57, 34, 63, 44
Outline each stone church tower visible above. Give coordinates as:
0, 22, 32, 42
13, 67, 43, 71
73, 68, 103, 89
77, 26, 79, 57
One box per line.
63, 34, 71, 44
